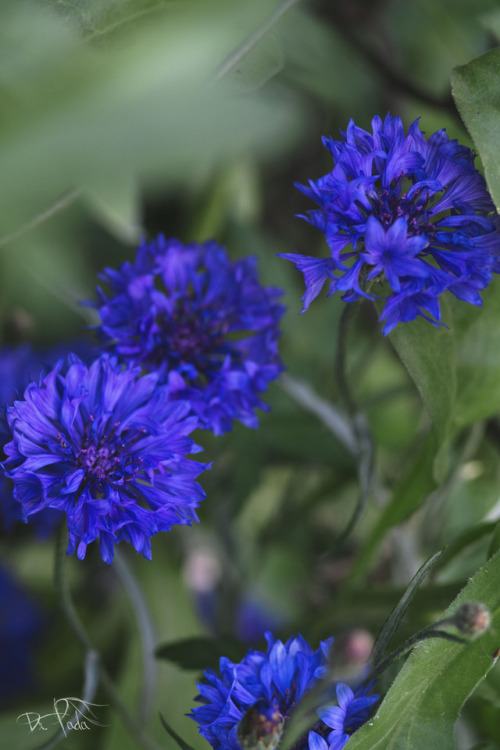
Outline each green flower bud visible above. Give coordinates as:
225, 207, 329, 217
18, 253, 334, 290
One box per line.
237, 699, 285, 750
452, 601, 491, 638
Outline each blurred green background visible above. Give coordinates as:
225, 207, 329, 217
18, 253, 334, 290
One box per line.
2, 1, 500, 749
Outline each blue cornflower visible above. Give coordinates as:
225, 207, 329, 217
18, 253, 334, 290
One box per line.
93, 236, 285, 435
281, 114, 500, 334
3, 353, 209, 564
189, 631, 378, 750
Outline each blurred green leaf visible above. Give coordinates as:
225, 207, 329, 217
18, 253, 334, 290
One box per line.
452, 46, 500, 210
0, 0, 304, 236
433, 521, 496, 575
487, 520, 500, 560
84, 176, 141, 244
481, 9, 500, 41
155, 636, 246, 671
453, 279, 500, 426
346, 550, 500, 750
388, 306, 456, 478
218, 34, 285, 95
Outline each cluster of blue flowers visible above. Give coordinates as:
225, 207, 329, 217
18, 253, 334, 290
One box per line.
1, 239, 284, 563
189, 631, 378, 750
3, 112, 499, 744
282, 114, 500, 333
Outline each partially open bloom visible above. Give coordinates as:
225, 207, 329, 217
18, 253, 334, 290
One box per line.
189, 631, 378, 750
309, 682, 379, 750
93, 237, 285, 435
282, 114, 500, 334
3, 354, 209, 563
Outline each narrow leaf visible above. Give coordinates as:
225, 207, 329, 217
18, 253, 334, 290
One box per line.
155, 636, 247, 671
370, 551, 443, 668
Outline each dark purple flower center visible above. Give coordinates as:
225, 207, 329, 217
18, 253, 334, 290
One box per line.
371, 186, 436, 239
149, 296, 244, 380
77, 441, 122, 482
69, 418, 146, 490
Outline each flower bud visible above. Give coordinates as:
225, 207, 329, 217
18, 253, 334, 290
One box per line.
452, 601, 491, 638
237, 699, 285, 750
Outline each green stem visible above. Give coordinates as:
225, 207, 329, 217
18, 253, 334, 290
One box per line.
367, 625, 466, 683
325, 303, 375, 550
335, 303, 358, 417
54, 527, 164, 750
114, 549, 157, 726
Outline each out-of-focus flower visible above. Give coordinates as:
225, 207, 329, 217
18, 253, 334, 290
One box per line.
0, 345, 62, 535
0, 563, 43, 703
93, 236, 285, 434
282, 114, 500, 334
183, 543, 285, 643
3, 354, 209, 563
189, 631, 378, 750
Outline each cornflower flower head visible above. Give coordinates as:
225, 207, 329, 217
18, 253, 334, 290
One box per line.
282, 114, 500, 334
3, 353, 209, 564
93, 236, 285, 435
189, 631, 378, 750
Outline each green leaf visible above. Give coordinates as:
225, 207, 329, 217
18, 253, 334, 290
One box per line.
84, 175, 141, 244
155, 636, 247, 671
433, 521, 497, 575
387, 300, 456, 481
0, 0, 304, 237
345, 550, 500, 750
481, 9, 500, 42
452, 47, 500, 210
218, 34, 284, 94
487, 520, 500, 560
453, 278, 500, 426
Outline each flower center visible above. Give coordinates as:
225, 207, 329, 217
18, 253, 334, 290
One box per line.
149, 296, 242, 380
77, 441, 121, 482
372, 186, 436, 238
72, 418, 146, 490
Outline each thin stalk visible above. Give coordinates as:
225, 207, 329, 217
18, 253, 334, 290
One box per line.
280, 372, 357, 454
335, 303, 358, 417
114, 549, 157, 726
324, 302, 376, 550
54, 527, 164, 750
36, 649, 100, 750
